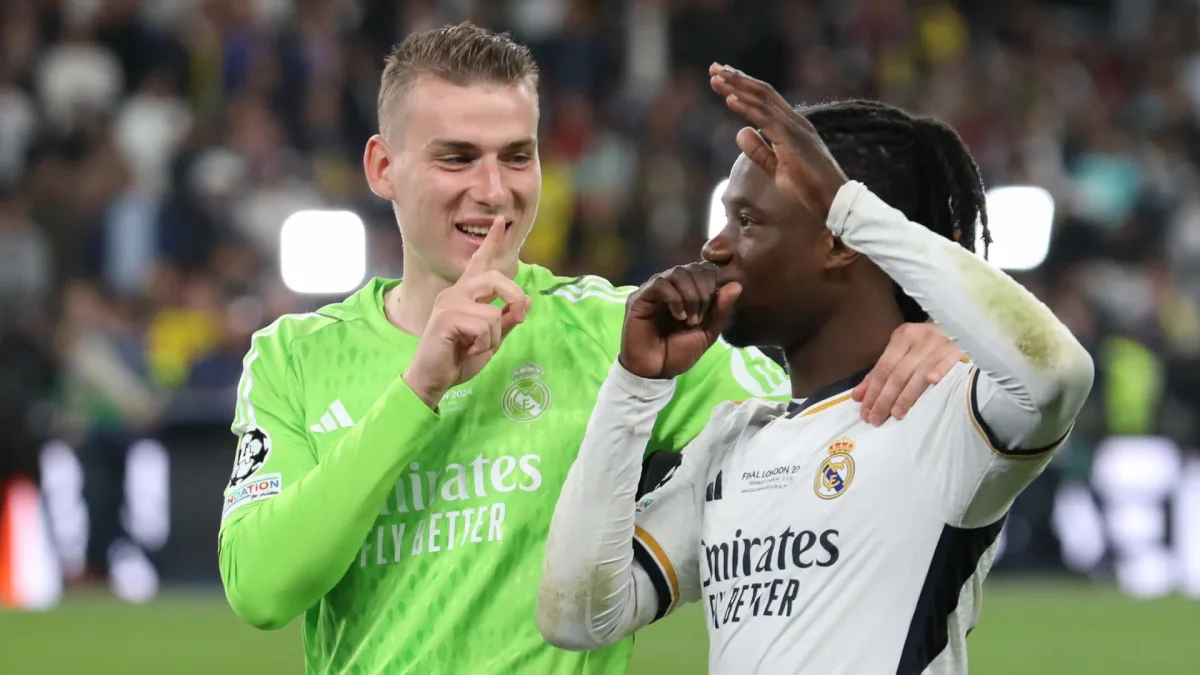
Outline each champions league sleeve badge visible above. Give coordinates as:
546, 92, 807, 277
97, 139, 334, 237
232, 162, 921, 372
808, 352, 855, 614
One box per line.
229, 426, 272, 489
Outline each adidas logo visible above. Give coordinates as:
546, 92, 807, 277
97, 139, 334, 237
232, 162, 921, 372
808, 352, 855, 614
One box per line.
310, 400, 354, 433
705, 471, 724, 502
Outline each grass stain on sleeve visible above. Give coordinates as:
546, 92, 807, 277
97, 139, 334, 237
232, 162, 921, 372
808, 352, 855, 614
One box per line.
946, 242, 1068, 372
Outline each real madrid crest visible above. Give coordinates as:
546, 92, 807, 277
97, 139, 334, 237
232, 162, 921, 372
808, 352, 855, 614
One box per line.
814, 435, 855, 500
502, 362, 552, 422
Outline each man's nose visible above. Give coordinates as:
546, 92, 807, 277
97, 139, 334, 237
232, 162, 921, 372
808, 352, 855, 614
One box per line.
471, 157, 506, 208
702, 232, 733, 265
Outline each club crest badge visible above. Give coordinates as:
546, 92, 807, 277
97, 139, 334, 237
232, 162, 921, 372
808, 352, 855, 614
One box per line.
814, 436, 855, 500
502, 363, 552, 422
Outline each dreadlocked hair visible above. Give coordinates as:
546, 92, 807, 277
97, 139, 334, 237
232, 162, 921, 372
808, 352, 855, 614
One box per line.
797, 99, 991, 323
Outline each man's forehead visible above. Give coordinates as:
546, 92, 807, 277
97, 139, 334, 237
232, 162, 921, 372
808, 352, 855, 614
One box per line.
402, 76, 538, 146
722, 155, 775, 207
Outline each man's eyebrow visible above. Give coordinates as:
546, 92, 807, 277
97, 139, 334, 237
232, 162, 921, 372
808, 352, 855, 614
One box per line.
721, 194, 756, 210
427, 139, 477, 152
427, 138, 538, 152
503, 137, 538, 150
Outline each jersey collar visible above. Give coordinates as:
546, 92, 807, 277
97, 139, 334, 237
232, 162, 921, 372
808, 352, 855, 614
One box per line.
785, 367, 871, 419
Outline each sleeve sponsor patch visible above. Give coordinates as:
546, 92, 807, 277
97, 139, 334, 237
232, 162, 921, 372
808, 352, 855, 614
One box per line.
222, 473, 282, 520
229, 426, 271, 489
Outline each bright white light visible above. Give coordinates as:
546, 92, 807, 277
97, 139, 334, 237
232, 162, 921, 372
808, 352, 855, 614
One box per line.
708, 178, 730, 240
980, 185, 1055, 271
280, 210, 367, 295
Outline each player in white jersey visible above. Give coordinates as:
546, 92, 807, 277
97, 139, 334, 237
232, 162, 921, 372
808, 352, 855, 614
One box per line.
536, 65, 1095, 675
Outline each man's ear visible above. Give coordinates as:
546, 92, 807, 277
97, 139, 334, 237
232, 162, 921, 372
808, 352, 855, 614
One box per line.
363, 134, 396, 200
824, 230, 860, 271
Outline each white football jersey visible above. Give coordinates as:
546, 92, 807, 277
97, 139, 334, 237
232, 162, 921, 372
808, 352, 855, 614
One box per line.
631, 361, 1067, 675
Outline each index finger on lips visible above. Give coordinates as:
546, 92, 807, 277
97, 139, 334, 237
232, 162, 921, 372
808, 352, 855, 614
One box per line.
461, 215, 507, 279
666, 268, 706, 325
644, 275, 688, 322
689, 262, 720, 318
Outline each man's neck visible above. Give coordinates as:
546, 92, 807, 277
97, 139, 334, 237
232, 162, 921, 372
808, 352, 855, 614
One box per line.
784, 295, 904, 400
385, 269, 449, 337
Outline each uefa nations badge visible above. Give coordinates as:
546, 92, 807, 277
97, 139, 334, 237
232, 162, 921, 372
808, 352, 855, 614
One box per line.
501, 363, 552, 422
814, 436, 856, 500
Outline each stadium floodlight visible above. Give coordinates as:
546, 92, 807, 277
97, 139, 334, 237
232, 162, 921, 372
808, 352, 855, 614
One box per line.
980, 185, 1055, 271
280, 210, 367, 295
708, 178, 730, 240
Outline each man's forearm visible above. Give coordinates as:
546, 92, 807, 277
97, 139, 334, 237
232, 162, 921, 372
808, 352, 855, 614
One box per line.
538, 363, 670, 650
830, 181, 1094, 447
219, 376, 440, 629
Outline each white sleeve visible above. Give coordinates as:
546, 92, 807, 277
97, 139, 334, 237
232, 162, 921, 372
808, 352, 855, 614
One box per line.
829, 181, 1095, 526
830, 181, 1093, 451
537, 361, 719, 651
631, 431, 710, 621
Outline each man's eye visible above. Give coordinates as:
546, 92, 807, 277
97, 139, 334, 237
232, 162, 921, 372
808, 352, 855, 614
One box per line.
506, 154, 531, 166
439, 156, 471, 166
738, 215, 755, 228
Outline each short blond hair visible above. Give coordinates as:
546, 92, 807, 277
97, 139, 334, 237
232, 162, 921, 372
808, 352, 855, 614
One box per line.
377, 22, 539, 137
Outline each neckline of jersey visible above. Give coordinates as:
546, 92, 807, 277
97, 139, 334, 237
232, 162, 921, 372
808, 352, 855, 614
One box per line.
785, 367, 871, 419
365, 261, 536, 347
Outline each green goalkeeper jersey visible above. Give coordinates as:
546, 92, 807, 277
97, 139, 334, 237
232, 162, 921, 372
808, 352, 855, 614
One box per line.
218, 262, 790, 675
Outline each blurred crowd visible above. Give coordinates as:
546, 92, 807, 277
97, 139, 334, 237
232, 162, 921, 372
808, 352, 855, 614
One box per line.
3, 0, 1200, 583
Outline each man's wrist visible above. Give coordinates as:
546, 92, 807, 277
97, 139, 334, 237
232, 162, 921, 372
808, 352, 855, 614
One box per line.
825, 180, 865, 239
610, 358, 676, 401
401, 370, 443, 411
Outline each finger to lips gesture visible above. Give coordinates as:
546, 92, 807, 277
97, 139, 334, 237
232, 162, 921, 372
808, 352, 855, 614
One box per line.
451, 215, 530, 355
620, 262, 742, 380
405, 216, 531, 407
708, 63, 849, 219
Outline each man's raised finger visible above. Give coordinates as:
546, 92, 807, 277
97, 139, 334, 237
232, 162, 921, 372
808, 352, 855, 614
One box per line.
735, 126, 779, 175
687, 263, 720, 319
713, 65, 791, 112
718, 87, 776, 131
461, 215, 508, 279
665, 268, 705, 325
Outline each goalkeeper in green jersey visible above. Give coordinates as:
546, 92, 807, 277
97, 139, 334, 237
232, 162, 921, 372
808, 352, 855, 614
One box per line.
217, 22, 967, 675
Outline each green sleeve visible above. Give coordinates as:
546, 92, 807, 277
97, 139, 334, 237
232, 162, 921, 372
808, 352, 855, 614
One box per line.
647, 340, 790, 454
218, 331, 440, 630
